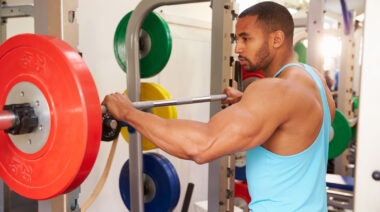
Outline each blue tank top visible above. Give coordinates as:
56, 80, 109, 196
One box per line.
246, 63, 331, 212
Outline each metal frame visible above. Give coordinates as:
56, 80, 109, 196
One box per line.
38, 188, 80, 212
0, 2, 33, 43
354, 0, 380, 211
306, 0, 325, 71
34, 0, 78, 50
124, 1, 209, 211
294, 17, 307, 28
335, 10, 356, 176
337, 11, 356, 122
208, 1, 237, 211
34, 1, 81, 211
327, 187, 353, 210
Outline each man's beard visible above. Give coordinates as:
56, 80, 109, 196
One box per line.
240, 42, 270, 73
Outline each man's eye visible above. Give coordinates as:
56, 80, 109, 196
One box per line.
243, 37, 249, 41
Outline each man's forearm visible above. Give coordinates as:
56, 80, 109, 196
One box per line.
124, 109, 211, 163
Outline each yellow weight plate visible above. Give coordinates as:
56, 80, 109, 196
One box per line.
121, 83, 177, 150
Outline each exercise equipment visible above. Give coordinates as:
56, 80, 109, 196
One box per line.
326, 173, 354, 192
326, 173, 354, 210
119, 152, 180, 211
120, 82, 177, 150
114, 11, 172, 78
0, 34, 102, 199
131, 93, 227, 110
294, 42, 307, 63
352, 96, 359, 111
329, 109, 352, 159
234, 181, 250, 212
101, 111, 122, 141
235, 152, 246, 181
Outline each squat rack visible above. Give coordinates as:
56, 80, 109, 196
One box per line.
124, 0, 237, 211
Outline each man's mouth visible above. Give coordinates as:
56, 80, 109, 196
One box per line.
238, 56, 248, 65
238, 58, 248, 65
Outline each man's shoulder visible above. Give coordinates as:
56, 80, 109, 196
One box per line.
242, 77, 313, 112
243, 78, 295, 98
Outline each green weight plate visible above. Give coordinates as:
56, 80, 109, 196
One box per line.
294, 42, 307, 63
329, 109, 352, 159
351, 126, 357, 139
352, 96, 359, 110
114, 11, 172, 78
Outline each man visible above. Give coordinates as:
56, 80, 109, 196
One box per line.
103, 1, 335, 211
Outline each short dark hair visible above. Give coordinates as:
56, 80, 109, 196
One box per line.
239, 1, 294, 47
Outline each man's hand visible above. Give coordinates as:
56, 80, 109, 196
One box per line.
102, 93, 136, 121
222, 87, 243, 104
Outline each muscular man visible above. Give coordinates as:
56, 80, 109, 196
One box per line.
103, 2, 335, 211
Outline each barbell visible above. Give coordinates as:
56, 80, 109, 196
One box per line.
0, 33, 227, 200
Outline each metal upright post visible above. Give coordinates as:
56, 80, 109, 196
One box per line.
336, 10, 356, 176
209, 0, 237, 211
34, 1, 81, 211
34, 0, 78, 50
38, 188, 80, 212
337, 11, 356, 120
354, 0, 380, 211
125, 1, 209, 211
0, 1, 34, 44
306, 0, 325, 71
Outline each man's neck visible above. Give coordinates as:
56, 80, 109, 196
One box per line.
263, 50, 297, 78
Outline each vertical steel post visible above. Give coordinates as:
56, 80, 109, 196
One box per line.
335, 11, 356, 176
354, 0, 380, 211
306, 0, 325, 71
0, 2, 6, 44
35, 1, 80, 211
125, 1, 209, 211
208, 0, 237, 211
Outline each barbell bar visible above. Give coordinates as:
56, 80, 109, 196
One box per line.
101, 93, 227, 113
0, 110, 15, 131
1, 94, 227, 133
101, 93, 227, 141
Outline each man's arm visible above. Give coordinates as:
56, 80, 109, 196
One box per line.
103, 79, 289, 164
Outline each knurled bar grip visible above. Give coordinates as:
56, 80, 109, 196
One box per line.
101, 94, 227, 113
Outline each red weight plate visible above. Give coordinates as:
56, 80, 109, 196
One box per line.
0, 34, 102, 200
235, 181, 251, 206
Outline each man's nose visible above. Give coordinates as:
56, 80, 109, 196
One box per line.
235, 42, 243, 54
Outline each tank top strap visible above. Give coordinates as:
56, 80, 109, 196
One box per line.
302, 64, 331, 123
273, 62, 331, 124
273, 63, 303, 78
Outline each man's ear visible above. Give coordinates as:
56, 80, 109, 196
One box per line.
272, 30, 285, 48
